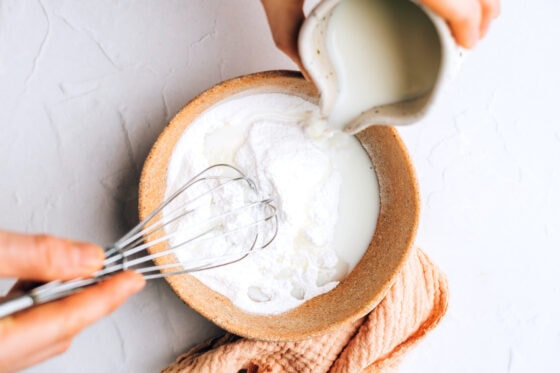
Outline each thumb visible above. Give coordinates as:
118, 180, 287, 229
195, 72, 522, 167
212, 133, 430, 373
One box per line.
261, 0, 309, 76
0, 230, 105, 281
421, 0, 481, 48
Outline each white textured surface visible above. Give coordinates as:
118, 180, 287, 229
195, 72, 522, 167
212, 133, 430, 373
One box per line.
0, 0, 558, 372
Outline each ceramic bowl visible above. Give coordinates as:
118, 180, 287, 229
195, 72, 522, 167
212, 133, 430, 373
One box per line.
138, 70, 419, 341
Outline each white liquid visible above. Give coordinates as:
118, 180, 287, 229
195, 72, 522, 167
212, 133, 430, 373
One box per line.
326, 0, 441, 129
166, 93, 379, 314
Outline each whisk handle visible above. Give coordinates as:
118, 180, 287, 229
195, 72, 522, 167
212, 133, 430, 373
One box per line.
0, 294, 35, 319
0, 277, 103, 319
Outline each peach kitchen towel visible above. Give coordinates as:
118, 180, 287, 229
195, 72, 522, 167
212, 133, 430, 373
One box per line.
162, 248, 448, 373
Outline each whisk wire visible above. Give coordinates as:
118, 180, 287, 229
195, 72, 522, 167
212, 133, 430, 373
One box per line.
107, 166, 255, 261
121, 199, 278, 272
0, 164, 278, 319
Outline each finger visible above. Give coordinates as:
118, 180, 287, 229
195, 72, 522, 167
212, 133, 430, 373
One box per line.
22, 338, 72, 370
482, 0, 501, 18
478, 0, 500, 37
0, 338, 72, 373
421, 0, 482, 49
0, 230, 105, 281
261, 0, 306, 69
0, 272, 144, 368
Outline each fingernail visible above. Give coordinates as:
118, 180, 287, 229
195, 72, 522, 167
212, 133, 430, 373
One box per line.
76, 245, 105, 269
127, 272, 146, 294
464, 28, 479, 49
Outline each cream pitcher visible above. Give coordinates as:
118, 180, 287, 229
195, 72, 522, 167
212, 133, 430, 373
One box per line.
299, 0, 462, 133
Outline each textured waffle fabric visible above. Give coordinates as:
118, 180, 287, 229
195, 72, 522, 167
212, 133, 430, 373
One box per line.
163, 248, 448, 373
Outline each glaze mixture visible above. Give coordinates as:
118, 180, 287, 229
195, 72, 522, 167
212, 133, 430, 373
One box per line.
165, 93, 379, 314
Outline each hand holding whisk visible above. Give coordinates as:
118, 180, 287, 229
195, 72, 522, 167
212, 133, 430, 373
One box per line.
0, 164, 278, 319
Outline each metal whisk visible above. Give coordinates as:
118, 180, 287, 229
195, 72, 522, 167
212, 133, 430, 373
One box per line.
0, 164, 278, 318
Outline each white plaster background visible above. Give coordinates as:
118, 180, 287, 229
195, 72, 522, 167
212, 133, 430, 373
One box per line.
0, 1, 557, 372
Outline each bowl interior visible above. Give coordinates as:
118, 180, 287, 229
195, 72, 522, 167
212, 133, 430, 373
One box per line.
138, 70, 419, 341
